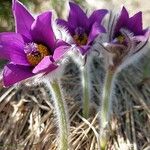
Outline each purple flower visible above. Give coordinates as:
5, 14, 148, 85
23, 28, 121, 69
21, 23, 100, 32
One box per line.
0, 0, 70, 87
57, 2, 108, 55
114, 7, 149, 42
101, 7, 150, 69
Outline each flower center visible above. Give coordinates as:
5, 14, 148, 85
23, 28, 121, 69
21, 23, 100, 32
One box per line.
73, 27, 88, 46
24, 43, 50, 66
116, 35, 125, 44
113, 34, 126, 44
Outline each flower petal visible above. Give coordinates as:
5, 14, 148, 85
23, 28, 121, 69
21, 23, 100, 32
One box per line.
31, 11, 55, 50
3, 63, 33, 87
88, 9, 108, 28
115, 6, 129, 35
32, 56, 57, 74
68, 2, 88, 31
53, 45, 70, 61
133, 28, 150, 41
0, 32, 29, 66
128, 11, 143, 35
55, 39, 70, 48
56, 19, 68, 28
56, 19, 75, 35
12, 0, 34, 42
79, 45, 90, 55
88, 22, 106, 44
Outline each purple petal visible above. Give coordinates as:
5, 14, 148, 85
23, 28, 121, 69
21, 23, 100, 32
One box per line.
31, 11, 55, 50
56, 19, 68, 28
68, 2, 88, 31
3, 63, 33, 87
55, 40, 70, 48
32, 56, 57, 74
133, 28, 150, 41
88, 9, 108, 28
79, 45, 90, 55
88, 22, 106, 44
0, 32, 29, 66
53, 45, 70, 61
115, 6, 129, 35
56, 18, 75, 35
12, 0, 34, 42
128, 11, 143, 35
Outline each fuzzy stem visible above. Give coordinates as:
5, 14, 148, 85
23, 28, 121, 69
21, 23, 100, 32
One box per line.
81, 63, 90, 119
50, 79, 69, 150
100, 66, 116, 149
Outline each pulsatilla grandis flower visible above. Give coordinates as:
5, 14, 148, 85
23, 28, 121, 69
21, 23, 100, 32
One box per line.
101, 7, 150, 70
57, 2, 108, 55
0, 0, 70, 87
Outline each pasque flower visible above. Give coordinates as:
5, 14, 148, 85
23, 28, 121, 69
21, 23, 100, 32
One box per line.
101, 6, 150, 70
57, 2, 108, 55
0, 0, 69, 87
99, 7, 150, 149
57, 2, 107, 119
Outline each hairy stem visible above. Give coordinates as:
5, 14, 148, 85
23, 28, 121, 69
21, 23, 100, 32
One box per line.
100, 66, 115, 149
50, 79, 69, 150
81, 63, 90, 119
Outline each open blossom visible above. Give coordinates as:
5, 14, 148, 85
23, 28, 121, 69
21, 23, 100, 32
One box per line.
101, 7, 150, 70
57, 2, 108, 55
0, 0, 70, 87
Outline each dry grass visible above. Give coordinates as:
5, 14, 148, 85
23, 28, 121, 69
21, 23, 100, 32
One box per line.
0, 56, 150, 150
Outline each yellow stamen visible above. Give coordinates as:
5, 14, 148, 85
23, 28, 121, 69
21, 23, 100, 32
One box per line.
27, 44, 49, 66
37, 44, 50, 56
73, 33, 88, 46
117, 35, 125, 44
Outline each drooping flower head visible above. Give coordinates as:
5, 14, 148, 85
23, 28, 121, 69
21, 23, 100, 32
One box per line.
0, 0, 70, 87
101, 7, 150, 70
57, 2, 108, 55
